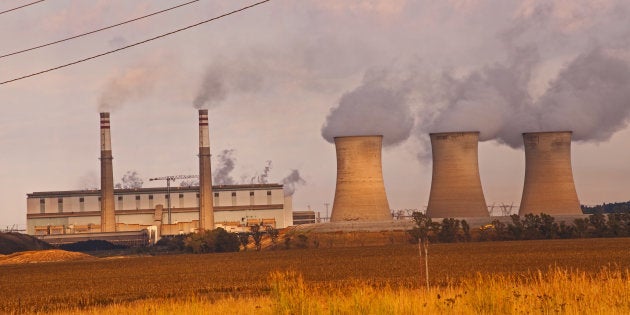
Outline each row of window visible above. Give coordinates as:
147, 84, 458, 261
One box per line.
38, 191, 275, 213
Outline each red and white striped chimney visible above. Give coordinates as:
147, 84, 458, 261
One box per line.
100, 112, 116, 232
198, 109, 214, 230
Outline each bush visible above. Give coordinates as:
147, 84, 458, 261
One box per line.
157, 228, 240, 254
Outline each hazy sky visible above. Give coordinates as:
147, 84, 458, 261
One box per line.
2, 0, 630, 229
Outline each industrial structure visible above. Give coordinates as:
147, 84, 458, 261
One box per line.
99, 112, 116, 232
519, 131, 581, 215
426, 132, 488, 218
198, 109, 214, 230
25, 110, 293, 241
330, 136, 392, 222
26, 184, 293, 236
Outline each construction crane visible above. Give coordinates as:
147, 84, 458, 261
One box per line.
149, 175, 199, 224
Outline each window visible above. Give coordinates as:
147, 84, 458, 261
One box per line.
250, 191, 255, 205
148, 195, 154, 209
117, 196, 123, 210
39, 199, 45, 213
197, 193, 201, 207
179, 194, 184, 208
231, 192, 236, 206
135, 195, 140, 210
79, 197, 85, 212
57, 198, 63, 213
212, 192, 218, 206
267, 191, 272, 205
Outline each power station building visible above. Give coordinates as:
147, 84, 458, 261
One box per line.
26, 184, 293, 236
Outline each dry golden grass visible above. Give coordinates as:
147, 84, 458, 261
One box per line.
52, 267, 630, 314
0, 238, 628, 314
0, 249, 95, 265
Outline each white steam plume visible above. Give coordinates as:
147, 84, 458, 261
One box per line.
115, 170, 144, 189
321, 66, 415, 146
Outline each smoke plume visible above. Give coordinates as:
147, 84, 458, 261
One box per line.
77, 171, 99, 190
98, 58, 170, 112
193, 58, 263, 109
115, 170, 144, 189
281, 169, 306, 196
251, 160, 272, 184
321, 66, 415, 146
413, 46, 630, 151
213, 149, 236, 185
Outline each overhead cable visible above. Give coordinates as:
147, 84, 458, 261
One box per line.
0, 0, 45, 16
0, 0, 271, 85
1, 0, 200, 59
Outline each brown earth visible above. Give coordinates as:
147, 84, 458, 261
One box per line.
0, 249, 96, 265
0, 238, 628, 314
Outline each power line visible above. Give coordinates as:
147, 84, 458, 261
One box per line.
0, 0, 45, 15
0, 0, 271, 85
1, 0, 201, 59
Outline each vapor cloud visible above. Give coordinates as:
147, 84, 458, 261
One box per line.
321, 66, 416, 147
281, 169, 306, 197
98, 56, 173, 112
115, 170, 144, 189
213, 149, 236, 185
192, 58, 263, 109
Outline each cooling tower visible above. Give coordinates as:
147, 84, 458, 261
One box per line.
198, 109, 214, 230
426, 132, 488, 218
99, 112, 116, 232
519, 131, 581, 215
330, 135, 391, 222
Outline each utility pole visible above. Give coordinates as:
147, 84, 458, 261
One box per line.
149, 175, 198, 224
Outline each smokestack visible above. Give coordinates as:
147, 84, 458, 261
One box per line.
519, 131, 581, 215
100, 112, 116, 232
198, 109, 214, 230
426, 132, 489, 218
330, 136, 391, 222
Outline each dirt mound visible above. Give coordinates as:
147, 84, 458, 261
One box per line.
0, 232, 52, 254
60, 240, 128, 252
0, 249, 96, 265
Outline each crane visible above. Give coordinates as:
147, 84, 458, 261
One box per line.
149, 175, 199, 224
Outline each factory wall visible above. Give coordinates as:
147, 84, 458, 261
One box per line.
26, 184, 292, 235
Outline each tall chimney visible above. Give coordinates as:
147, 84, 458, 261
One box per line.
426, 132, 488, 218
519, 131, 581, 215
198, 109, 214, 230
330, 135, 391, 222
100, 112, 116, 232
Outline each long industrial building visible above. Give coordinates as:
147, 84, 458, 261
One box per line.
26, 184, 293, 236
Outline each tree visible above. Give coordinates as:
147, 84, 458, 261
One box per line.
250, 224, 263, 251
237, 232, 250, 251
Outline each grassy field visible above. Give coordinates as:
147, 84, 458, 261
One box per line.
0, 238, 628, 314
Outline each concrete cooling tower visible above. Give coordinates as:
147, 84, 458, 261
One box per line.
330, 135, 392, 222
519, 131, 581, 215
426, 132, 488, 218
198, 109, 214, 230
100, 112, 116, 232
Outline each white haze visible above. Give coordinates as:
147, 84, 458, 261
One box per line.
321, 66, 415, 147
